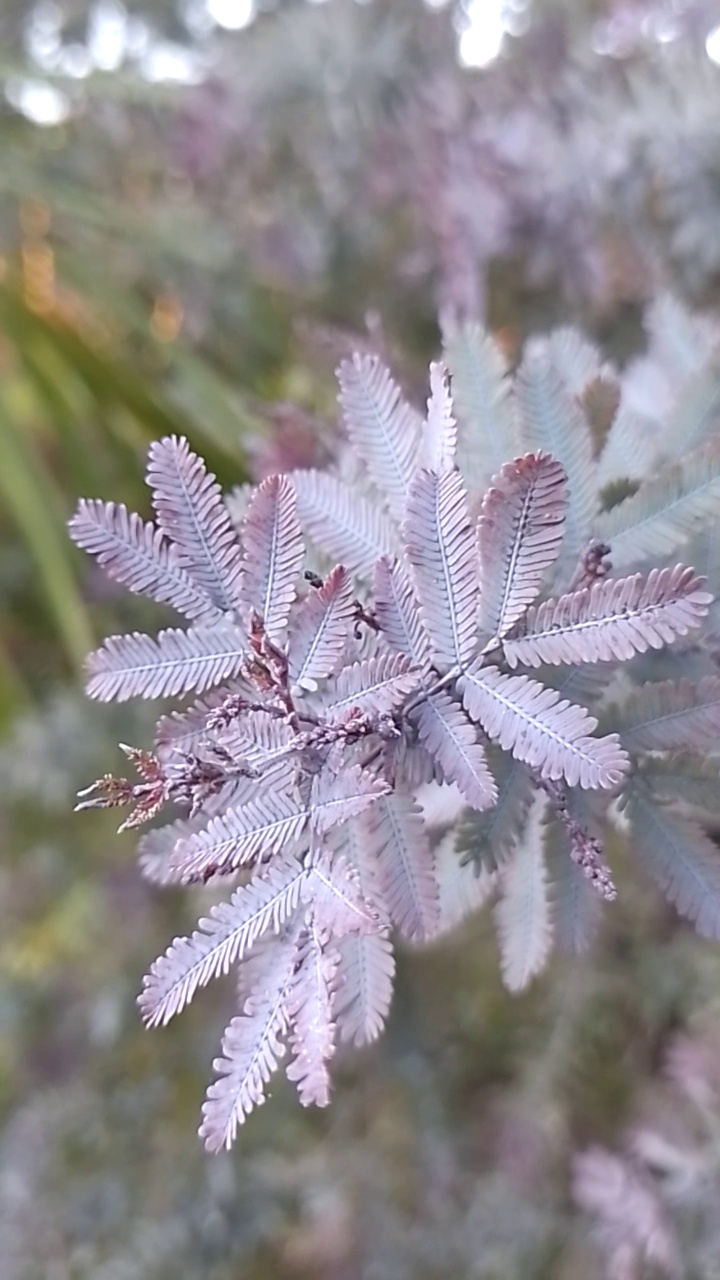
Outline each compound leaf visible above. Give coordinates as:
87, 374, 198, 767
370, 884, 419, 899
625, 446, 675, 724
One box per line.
461, 662, 629, 789
86, 624, 247, 702
515, 355, 596, 570
139, 857, 306, 1027
623, 782, 720, 939
147, 435, 243, 612
200, 935, 297, 1152
373, 555, 432, 670
413, 689, 497, 811
604, 676, 720, 751
441, 316, 517, 491
545, 804, 603, 955
321, 652, 421, 724
335, 931, 395, 1046
403, 468, 478, 671
478, 452, 567, 640
338, 353, 421, 522
596, 440, 720, 568
361, 792, 440, 942
309, 766, 388, 835
291, 469, 395, 577
495, 799, 553, 992
288, 566, 356, 690
239, 475, 303, 640
285, 923, 340, 1108
170, 789, 308, 881
69, 498, 217, 622
421, 361, 457, 474
504, 565, 711, 668
456, 750, 533, 873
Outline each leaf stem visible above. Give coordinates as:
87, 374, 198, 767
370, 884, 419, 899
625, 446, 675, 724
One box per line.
403, 665, 461, 716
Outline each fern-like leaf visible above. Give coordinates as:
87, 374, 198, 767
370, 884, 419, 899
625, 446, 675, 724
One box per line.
373, 556, 432, 670
200, 935, 297, 1152
288, 566, 355, 690
307, 850, 382, 937
335, 931, 395, 1046
146, 436, 242, 612
646, 293, 720, 380
86, 624, 248, 701
597, 407, 660, 489
494, 799, 553, 992
456, 751, 533, 873
138, 816, 205, 886
171, 790, 308, 880
435, 835, 496, 932
478, 452, 567, 640
623, 783, 720, 939
238, 475, 303, 640
640, 754, 720, 815
337, 353, 421, 522
321, 652, 421, 724
504, 565, 711, 668
403, 468, 478, 670
545, 807, 603, 955
390, 738, 436, 788
361, 793, 440, 941
139, 857, 306, 1027
540, 327, 603, 394
413, 690, 497, 811
326, 819, 396, 1045
460, 662, 629, 789
291, 469, 395, 577
515, 356, 597, 569
309, 766, 388, 834
220, 707, 296, 759
659, 358, 720, 460
596, 440, 720, 568
604, 676, 720, 750
68, 499, 217, 622
285, 923, 339, 1108
422, 361, 457, 473
441, 316, 518, 491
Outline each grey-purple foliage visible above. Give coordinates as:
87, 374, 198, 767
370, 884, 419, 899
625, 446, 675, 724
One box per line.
70, 312, 720, 1150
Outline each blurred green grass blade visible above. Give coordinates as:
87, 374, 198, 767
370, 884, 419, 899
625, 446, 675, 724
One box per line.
16, 334, 149, 503
54, 257, 256, 464
166, 350, 257, 459
17, 340, 114, 495
0, 399, 93, 674
0, 288, 192, 439
0, 287, 250, 480
0, 644, 30, 730
0, 155, 225, 270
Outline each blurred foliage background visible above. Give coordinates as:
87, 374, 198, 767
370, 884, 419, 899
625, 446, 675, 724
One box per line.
6, 0, 720, 1276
